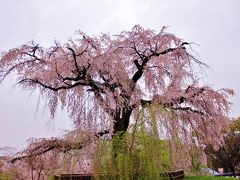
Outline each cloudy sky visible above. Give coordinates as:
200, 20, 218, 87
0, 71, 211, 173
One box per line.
0, 0, 239, 149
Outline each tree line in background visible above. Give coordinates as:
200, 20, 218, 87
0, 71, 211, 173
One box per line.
0, 25, 237, 179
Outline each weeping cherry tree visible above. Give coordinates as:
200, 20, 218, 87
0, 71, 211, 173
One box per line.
0, 25, 233, 161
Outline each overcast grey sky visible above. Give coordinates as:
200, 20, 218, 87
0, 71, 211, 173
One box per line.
0, 0, 239, 149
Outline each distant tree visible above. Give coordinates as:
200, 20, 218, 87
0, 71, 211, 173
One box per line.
0, 25, 233, 157
205, 118, 240, 177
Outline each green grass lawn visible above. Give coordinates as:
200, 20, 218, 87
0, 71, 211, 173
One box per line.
184, 176, 237, 180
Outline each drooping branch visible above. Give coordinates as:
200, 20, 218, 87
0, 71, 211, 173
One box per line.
0, 60, 38, 82
172, 106, 204, 115
10, 129, 110, 163
19, 77, 115, 117
18, 78, 88, 91
0, 53, 44, 82
175, 86, 205, 104
140, 86, 206, 115
141, 99, 204, 116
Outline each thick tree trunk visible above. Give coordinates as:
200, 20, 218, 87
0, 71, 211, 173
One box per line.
112, 108, 133, 160
113, 108, 132, 134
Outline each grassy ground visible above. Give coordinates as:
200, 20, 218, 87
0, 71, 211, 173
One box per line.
2, 174, 238, 180
184, 176, 237, 180
46, 176, 237, 180
0, 174, 9, 180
